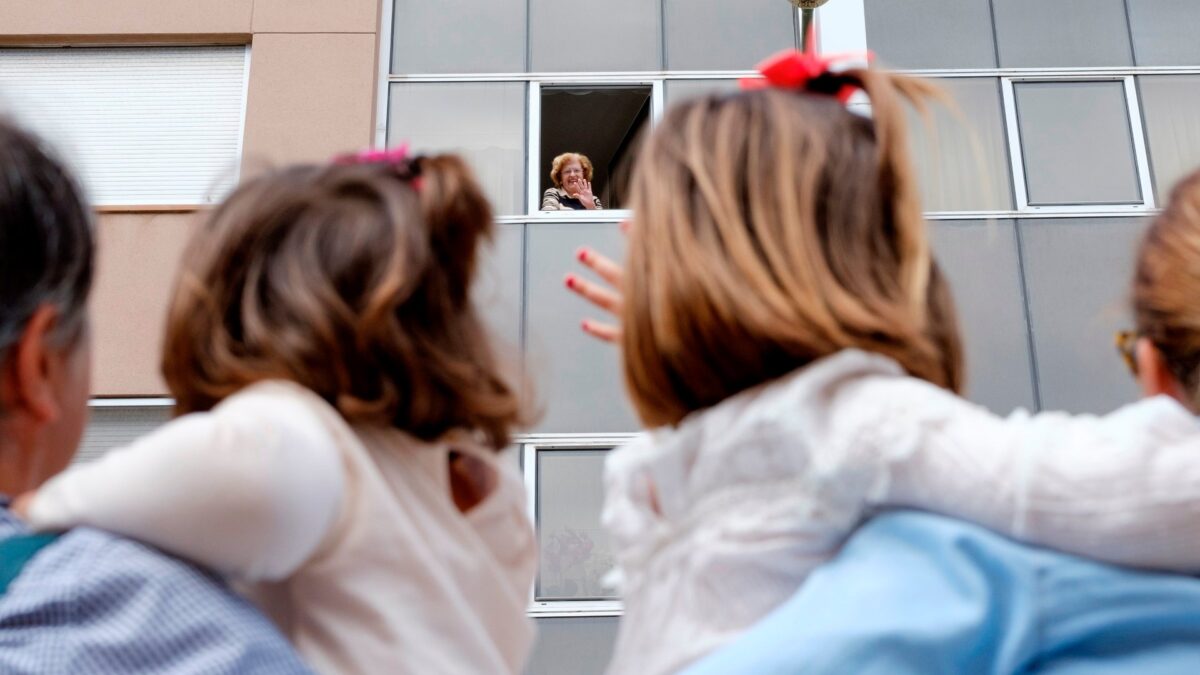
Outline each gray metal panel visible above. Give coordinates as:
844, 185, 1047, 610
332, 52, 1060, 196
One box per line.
930, 221, 1036, 413
1014, 81, 1141, 206
388, 83, 526, 215
525, 223, 638, 433
993, 0, 1133, 68
525, 616, 619, 675
1018, 218, 1147, 414
1138, 75, 1200, 202
912, 78, 1013, 212
664, 79, 740, 109
530, 0, 660, 72
864, 0, 996, 70
476, 224, 524, 356
535, 449, 616, 601
1128, 0, 1200, 66
664, 0, 795, 71
391, 0, 526, 74
77, 406, 172, 464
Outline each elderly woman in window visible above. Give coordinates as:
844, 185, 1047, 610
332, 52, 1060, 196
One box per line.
542, 152, 602, 211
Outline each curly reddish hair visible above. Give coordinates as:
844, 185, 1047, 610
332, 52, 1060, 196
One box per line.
549, 152, 594, 188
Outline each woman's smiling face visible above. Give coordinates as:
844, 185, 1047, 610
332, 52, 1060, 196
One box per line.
561, 160, 585, 192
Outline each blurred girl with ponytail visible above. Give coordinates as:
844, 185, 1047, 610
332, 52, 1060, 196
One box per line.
572, 51, 1200, 674
17, 150, 537, 674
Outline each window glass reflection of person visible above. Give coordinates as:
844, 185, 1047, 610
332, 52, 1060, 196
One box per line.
542, 153, 602, 211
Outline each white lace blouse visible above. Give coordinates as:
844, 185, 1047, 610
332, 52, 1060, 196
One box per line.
603, 350, 1200, 675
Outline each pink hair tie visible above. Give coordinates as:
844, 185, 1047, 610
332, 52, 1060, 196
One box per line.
333, 142, 411, 167
332, 143, 422, 190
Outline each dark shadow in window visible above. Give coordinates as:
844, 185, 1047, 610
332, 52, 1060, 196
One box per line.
540, 85, 651, 211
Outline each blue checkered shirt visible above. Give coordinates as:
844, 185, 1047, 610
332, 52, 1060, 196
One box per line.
0, 507, 313, 674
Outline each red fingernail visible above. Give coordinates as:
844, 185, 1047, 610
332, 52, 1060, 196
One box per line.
581, 320, 591, 331
565, 274, 577, 289
576, 247, 589, 262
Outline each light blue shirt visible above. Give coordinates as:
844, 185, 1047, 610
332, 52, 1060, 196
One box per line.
0, 508, 312, 674
686, 511, 1200, 674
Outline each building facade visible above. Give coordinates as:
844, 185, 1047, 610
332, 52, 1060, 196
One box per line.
3, 1, 1200, 672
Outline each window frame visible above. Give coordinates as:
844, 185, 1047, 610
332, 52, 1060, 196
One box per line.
527, 79, 664, 218
521, 434, 636, 617
1001, 74, 1156, 213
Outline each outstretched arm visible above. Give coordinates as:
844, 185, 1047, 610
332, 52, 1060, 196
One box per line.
23, 386, 344, 581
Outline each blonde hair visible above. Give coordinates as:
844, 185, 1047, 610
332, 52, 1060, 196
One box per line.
621, 70, 963, 427
1134, 169, 1200, 405
161, 154, 525, 448
549, 152, 594, 188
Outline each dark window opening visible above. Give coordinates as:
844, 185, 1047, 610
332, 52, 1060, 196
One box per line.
540, 85, 651, 211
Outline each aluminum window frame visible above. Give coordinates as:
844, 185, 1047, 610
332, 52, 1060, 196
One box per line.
527, 79, 663, 218
521, 433, 636, 617
1001, 74, 1156, 214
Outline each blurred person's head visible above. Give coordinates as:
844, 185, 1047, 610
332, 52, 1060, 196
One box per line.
1130, 170, 1200, 411
161, 152, 524, 449
620, 66, 963, 427
0, 119, 95, 494
550, 152, 594, 193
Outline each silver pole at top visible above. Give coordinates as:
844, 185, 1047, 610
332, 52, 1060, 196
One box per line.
790, 0, 832, 52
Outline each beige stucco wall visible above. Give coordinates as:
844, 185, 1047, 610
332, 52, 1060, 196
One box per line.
2, 0, 384, 396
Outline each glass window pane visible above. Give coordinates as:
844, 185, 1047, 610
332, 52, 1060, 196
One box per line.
664, 0, 794, 71
1129, 0, 1200, 66
525, 223, 638, 432
388, 82, 525, 215
929, 221, 1035, 413
476, 224, 524, 353
529, 0, 660, 72
911, 78, 1012, 211
993, 0, 1133, 68
526, 617, 619, 675
541, 86, 650, 211
391, 0, 526, 73
1014, 81, 1141, 206
1139, 75, 1200, 201
1018, 218, 1147, 414
864, 0, 995, 69
664, 79, 740, 109
536, 449, 616, 601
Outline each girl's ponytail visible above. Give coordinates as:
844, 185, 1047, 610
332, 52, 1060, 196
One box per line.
414, 154, 495, 307
842, 68, 945, 324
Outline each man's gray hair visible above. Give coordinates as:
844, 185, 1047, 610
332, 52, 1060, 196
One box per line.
0, 119, 94, 368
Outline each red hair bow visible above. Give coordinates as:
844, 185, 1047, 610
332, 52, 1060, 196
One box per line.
740, 49, 873, 104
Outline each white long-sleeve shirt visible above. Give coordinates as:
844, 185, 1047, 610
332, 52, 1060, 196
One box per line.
28, 380, 537, 675
603, 350, 1200, 675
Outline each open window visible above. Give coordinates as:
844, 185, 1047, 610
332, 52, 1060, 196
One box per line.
533, 83, 656, 214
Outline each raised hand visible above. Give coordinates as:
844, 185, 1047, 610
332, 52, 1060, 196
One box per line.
564, 241, 625, 342
575, 179, 598, 209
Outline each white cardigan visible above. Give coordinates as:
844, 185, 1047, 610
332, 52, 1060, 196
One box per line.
28, 381, 536, 675
603, 350, 1200, 675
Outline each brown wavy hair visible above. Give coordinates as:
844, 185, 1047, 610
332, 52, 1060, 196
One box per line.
161, 154, 524, 448
1133, 169, 1200, 405
549, 152, 594, 188
621, 70, 964, 427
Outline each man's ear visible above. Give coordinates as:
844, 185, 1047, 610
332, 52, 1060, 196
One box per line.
1135, 336, 1191, 406
2, 305, 62, 424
